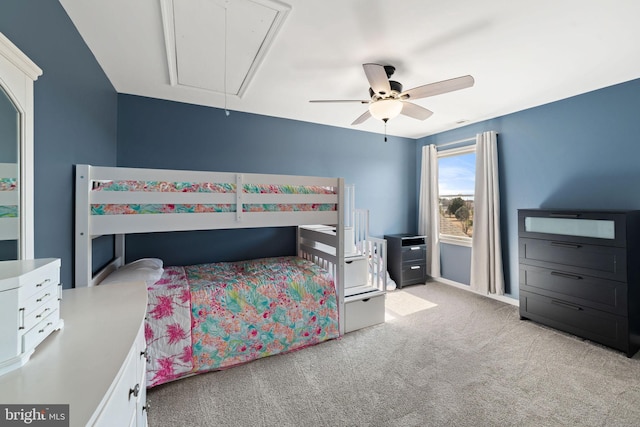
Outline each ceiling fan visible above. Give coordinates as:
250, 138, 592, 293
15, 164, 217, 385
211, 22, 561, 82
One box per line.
310, 63, 475, 126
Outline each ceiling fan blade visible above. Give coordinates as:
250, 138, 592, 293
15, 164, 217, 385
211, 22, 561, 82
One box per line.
309, 100, 370, 104
400, 102, 434, 121
400, 75, 475, 100
351, 110, 371, 125
363, 63, 391, 97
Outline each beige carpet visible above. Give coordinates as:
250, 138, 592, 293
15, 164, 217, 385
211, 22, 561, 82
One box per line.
147, 281, 640, 426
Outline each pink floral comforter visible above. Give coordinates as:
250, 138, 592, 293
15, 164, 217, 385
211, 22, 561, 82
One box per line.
145, 256, 339, 388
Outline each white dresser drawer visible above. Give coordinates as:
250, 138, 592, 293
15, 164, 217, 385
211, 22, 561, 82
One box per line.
95, 322, 147, 427
345, 293, 385, 333
135, 325, 148, 427
22, 293, 59, 333
22, 281, 58, 317
134, 325, 146, 380
94, 344, 139, 427
94, 335, 146, 427
22, 308, 60, 353
20, 263, 60, 300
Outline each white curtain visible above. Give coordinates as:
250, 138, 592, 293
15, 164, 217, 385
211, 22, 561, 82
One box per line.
418, 144, 441, 277
470, 131, 504, 294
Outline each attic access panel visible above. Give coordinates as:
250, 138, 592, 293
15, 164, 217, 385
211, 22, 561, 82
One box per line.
160, 0, 290, 97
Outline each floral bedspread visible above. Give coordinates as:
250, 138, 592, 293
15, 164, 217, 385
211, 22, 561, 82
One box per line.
145, 256, 339, 388
145, 266, 193, 387
0, 178, 18, 217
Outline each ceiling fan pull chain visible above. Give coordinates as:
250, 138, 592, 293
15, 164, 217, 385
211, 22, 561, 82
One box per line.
384, 119, 388, 142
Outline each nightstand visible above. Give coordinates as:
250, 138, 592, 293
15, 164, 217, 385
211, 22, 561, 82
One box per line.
385, 234, 427, 288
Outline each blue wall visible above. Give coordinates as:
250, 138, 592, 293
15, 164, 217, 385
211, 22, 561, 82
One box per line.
440, 243, 471, 285
117, 95, 417, 265
0, 1, 118, 287
419, 78, 640, 299
4, 1, 640, 292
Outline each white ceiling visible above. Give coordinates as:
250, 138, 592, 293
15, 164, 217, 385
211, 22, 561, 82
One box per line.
59, 0, 640, 139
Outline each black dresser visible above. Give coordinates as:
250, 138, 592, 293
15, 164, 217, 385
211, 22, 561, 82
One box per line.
385, 234, 427, 288
518, 209, 640, 357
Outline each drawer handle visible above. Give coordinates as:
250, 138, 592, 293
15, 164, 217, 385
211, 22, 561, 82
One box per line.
35, 307, 51, 319
19, 307, 25, 330
36, 278, 51, 288
129, 384, 140, 400
551, 299, 582, 311
410, 246, 421, 251
36, 293, 51, 303
38, 322, 53, 333
550, 241, 581, 249
140, 349, 148, 359
410, 266, 421, 270
550, 271, 582, 280
143, 402, 151, 413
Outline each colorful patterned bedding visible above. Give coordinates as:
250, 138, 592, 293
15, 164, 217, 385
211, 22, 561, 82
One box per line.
91, 203, 335, 215
94, 180, 335, 195
0, 205, 17, 218
91, 180, 337, 215
0, 178, 18, 218
144, 256, 340, 388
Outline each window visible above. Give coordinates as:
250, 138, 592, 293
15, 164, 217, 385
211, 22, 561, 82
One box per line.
437, 145, 476, 246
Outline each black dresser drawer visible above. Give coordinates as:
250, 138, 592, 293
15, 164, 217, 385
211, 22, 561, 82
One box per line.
401, 245, 426, 263
519, 265, 627, 316
520, 290, 629, 354
519, 237, 627, 282
518, 210, 628, 247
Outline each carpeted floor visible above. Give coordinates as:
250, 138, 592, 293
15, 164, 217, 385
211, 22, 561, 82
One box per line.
147, 281, 640, 427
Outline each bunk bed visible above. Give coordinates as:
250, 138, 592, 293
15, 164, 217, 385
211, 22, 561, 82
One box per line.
75, 164, 345, 387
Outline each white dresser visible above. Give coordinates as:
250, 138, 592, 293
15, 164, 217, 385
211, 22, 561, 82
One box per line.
0, 258, 63, 376
0, 280, 148, 427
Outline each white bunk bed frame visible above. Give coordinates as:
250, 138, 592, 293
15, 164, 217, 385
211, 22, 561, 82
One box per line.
75, 164, 346, 334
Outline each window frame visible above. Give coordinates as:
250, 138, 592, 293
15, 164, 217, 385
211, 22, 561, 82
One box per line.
437, 144, 476, 247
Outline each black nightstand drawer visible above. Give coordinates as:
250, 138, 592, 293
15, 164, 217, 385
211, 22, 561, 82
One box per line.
519, 264, 627, 316
402, 264, 426, 285
401, 245, 426, 263
520, 290, 628, 354
519, 237, 626, 282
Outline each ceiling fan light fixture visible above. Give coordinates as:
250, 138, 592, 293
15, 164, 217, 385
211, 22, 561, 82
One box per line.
369, 99, 403, 121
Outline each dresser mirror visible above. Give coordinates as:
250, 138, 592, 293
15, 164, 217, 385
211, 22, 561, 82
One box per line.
0, 33, 42, 260
0, 86, 20, 260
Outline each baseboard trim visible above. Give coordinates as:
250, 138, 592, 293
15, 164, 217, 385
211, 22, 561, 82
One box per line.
431, 277, 519, 307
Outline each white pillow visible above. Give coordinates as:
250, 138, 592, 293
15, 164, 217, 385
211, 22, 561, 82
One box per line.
100, 258, 164, 286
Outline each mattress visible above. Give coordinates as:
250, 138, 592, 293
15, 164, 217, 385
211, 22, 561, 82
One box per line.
91, 179, 336, 215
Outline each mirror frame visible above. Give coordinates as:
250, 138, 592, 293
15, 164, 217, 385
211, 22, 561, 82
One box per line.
0, 33, 42, 260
